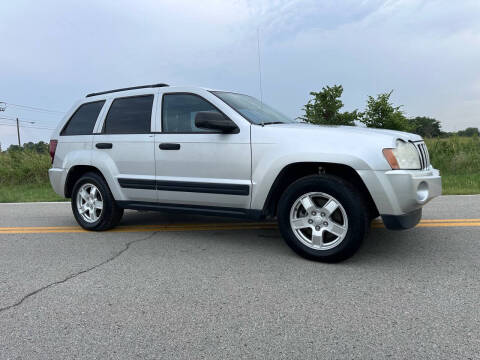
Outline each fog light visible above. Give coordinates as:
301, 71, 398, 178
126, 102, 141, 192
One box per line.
417, 181, 429, 202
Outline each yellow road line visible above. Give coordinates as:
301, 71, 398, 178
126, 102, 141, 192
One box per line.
0, 226, 82, 231
0, 223, 278, 234
373, 218, 480, 224
407, 222, 480, 228
0, 219, 479, 234
417, 219, 480, 223
0, 221, 278, 231
372, 222, 480, 228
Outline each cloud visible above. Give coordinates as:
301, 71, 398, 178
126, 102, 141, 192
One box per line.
247, 0, 480, 129
1, 0, 479, 147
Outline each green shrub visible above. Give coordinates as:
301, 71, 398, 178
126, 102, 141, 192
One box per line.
425, 136, 480, 175
0, 150, 51, 185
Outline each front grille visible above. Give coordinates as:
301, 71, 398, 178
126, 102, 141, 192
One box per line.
415, 141, 430, 170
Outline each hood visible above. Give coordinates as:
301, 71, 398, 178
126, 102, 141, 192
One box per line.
255, 123, 422, 146
250, 122, 423, 172
264, 123, 421, 141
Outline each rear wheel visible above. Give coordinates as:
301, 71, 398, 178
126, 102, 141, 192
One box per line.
71, 172, 123, 231
277, 175, 368, 262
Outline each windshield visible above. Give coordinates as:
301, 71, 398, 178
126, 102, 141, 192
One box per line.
212, 91, 294, 125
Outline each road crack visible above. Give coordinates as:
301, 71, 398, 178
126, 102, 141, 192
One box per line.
0, 231, 158, 314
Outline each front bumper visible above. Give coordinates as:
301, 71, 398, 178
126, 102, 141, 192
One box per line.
381, 209, 422, 230
358, 167, 442, 229
48, 168, 67, 197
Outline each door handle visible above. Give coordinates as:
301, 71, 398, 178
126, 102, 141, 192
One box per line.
159, 143, 180, 150
96, 143, 113, 149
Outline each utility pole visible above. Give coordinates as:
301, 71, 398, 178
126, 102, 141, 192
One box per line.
16, 117, 21, 146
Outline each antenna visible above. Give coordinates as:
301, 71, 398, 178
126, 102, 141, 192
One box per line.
257, 27, 264, 126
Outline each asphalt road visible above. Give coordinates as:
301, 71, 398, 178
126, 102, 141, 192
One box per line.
0, 196, 479, 359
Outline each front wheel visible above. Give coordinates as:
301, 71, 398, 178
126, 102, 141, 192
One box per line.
277, 175, 368, 262
71, 172, 124, 231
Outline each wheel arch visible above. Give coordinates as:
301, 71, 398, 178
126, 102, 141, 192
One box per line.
262, 162, 379, 219
64, 165, 108, 198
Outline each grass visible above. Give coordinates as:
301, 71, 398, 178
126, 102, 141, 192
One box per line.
425, 136, 480, 195
0, 149, 66, 202
440, 174, 480, 195
0, 137, 478, 202
0, 183, 65, 203
425, 136, 480, 175
0, 149, 52, 184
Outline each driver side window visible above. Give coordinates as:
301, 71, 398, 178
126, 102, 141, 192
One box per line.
162, 93, 221, 133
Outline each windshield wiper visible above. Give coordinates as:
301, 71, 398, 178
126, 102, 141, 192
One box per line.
262, 121, 285, 125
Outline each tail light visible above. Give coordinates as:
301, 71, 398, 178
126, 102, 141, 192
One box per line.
49, 139, 58, 164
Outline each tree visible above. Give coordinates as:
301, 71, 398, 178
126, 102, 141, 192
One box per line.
410, 116, 442, 137
23, 141, 48, 153
7, 141, 49, 153
7, 144, 22, 152
457, 127, 479, 137
300, 85, 360, 126
360, 91, 413, 132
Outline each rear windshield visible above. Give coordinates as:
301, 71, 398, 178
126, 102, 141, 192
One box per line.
61, 101, 105, 136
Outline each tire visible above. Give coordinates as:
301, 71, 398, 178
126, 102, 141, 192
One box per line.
277, 175, 368, 262
71, 172, 124, 231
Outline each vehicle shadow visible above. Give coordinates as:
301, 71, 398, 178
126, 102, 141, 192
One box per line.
348, 227, 464, 268
118, 210, 460, 267
119, 209, 256, 226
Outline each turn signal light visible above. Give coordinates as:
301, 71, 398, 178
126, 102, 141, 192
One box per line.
382, 148, 400, 169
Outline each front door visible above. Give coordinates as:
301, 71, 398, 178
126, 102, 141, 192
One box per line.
154, 91, 251, 209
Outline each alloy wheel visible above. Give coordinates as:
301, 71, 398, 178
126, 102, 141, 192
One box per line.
76, 183, 104, 223
289, 192, 348, 250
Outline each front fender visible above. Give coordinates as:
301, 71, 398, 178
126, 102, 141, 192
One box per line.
250, 149, 372, 210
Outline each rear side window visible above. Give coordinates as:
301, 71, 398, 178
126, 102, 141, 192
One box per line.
103, 95, 153, 134
61, 101, 105, 136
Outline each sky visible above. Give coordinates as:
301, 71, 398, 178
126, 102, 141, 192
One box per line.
1, 0, 479, 148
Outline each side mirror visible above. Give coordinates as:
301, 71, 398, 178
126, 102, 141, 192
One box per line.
194, 111, 238, 133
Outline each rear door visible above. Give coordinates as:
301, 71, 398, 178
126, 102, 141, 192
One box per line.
92, 92, 157, 202
154, 89, 252, 209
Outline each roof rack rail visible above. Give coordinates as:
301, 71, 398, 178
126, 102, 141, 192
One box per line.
86, 83, 169, 97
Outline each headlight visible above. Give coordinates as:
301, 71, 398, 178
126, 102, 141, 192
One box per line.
383, 140, 421, 170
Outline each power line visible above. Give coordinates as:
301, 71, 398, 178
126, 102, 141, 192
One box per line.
0, 123, 55, 130
0, 117, 35, 124
0, 115, 59, 124
0, 101, 65, 114
0, 112, 56, 147
0, 122, 55, 130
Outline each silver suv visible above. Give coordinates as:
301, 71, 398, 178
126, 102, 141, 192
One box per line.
49, 83, 441, 262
